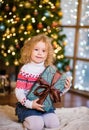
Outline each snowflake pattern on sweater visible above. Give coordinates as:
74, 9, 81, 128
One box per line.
16, 71, 39, 90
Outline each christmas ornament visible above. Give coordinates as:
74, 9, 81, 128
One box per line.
0, 44, 6, 49
11, 27, 16, 33
16, 44, 20, 49
52, 41, 58, 49
29, 0, 34, 3
5, 61, 9, 66
9, 45, 15, 51
12, 6, 17, 12
0, 16, 3, 21
43, 0, 49, 3
5, 4, 10, 11
51, 21, 59, 27
0, 23, 5, 31
63, 41, 67, 46
15, 16, 20, 22
51, 34, 58, 39
34, 10, 38, 16
44, 11, 50, 17
37, 22, 43, 29
55, 1, 60, 8
19, 24, 25, 30
14, 59, 19, 66
58, 11, 63, 17
25, 15, 31, 19
6, 28, 10, 35
65, 65, 71, 71
27, 24, 33, 31
3, 52, 7, 57
24, 2, 31, 8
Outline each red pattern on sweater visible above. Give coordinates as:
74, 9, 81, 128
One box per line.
16, 71, 39, 90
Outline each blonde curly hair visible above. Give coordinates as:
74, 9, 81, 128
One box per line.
20, 33, 54, 66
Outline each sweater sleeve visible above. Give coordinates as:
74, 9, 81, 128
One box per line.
15, 88, 33, 109
15, 68, 33, 108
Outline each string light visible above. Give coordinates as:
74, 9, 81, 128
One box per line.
5, 61, 9, 66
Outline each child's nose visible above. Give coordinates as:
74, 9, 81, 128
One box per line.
38, 50, 42, 54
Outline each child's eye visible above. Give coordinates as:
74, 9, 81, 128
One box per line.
34, 48, 38, 51
43, 50, 46, 52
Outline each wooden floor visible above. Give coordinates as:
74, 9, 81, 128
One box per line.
61, 92, 89, 108
0, 91, 89, 108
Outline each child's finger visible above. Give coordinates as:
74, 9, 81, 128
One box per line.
38, 105, 44, 111
38, 107, 44, 111
35, 98, 39, 102
38, 104, 44, 108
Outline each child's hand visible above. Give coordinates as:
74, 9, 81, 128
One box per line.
65, 76, 72, 89
32, 98, 44, 111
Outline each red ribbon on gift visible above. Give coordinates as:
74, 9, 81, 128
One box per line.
34, 71, 62, 105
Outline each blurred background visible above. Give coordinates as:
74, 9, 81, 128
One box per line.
0, 0, 89, 107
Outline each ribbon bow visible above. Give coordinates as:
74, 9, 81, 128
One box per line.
34, 71, 62, 105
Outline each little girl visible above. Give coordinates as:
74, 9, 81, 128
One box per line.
15, 33, 71, 130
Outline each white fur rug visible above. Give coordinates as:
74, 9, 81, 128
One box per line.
0, 105, 89, 130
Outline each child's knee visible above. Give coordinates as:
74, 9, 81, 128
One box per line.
23, 116, 44, 130
31, 121, 44, 130
43, 113, 60, 128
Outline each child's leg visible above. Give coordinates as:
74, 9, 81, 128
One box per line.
43, 113, 60, 129
23, 115, 44, 130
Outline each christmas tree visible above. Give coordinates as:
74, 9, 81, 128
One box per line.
0, 0, 70, 72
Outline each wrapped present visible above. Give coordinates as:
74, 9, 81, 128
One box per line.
27, 66, 67, 111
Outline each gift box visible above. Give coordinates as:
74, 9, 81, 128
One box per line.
27, 66, 67, 111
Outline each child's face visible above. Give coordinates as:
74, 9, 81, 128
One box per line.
31, 41, 48, 64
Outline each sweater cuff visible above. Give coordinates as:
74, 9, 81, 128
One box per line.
24, 99, 33, 109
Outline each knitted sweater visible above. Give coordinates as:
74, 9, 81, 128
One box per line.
15, 62, 45, 108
